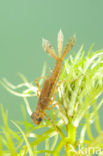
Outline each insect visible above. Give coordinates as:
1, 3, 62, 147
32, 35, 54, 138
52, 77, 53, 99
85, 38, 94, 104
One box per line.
31, 30, 76, 124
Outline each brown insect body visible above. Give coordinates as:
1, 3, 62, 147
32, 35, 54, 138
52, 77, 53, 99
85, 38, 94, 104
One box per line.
31, 30, 76, 124
31, 59, 62, 124
37, 58, 62, 110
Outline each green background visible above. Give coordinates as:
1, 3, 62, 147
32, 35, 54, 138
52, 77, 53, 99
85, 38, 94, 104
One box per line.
0, 0, 103, 131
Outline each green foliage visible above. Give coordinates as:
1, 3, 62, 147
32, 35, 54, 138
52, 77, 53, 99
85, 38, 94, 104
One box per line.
0, 46, 103, 155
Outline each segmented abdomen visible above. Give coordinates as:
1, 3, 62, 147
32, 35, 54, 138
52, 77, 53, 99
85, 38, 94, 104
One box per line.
36, 59, 62, 111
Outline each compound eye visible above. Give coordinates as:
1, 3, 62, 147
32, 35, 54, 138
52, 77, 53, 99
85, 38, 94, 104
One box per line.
37, 117, 42, 122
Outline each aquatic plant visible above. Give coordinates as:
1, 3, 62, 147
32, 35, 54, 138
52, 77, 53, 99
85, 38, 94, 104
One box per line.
0, 45, 103, 155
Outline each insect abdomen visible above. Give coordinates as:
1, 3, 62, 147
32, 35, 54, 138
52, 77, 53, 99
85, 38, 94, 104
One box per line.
46, 59, 62, 101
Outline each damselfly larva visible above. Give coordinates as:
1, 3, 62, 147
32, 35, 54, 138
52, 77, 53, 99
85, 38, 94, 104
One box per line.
31, 30, 76, 124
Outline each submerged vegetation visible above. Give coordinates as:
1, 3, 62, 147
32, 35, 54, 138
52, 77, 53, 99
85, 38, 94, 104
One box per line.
0, 46, 103, 155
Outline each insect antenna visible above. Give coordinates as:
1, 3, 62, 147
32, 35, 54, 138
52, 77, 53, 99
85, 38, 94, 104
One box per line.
57, 29, 64, 58
42, 39, 57, 60
61, 34, 76, 60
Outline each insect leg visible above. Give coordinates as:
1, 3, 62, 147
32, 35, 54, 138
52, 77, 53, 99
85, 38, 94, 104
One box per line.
48, 77, 80, 106
58, 74, 83, 85
47, 103, 57, 110
32, 76, 48, 97
48, 100, 66, 117
47, 75, 82, 110
31, 76, 48, 84
48, 80, 62, 106
35, 80, 41, 97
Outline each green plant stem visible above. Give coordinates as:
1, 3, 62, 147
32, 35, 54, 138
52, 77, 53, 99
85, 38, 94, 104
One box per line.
66, 120, 76, 156
53, 122, 76, 156
53, 137, 69, 156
